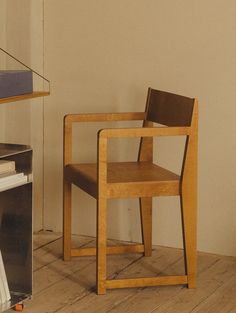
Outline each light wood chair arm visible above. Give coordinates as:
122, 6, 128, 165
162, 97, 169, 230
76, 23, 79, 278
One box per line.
64, 112, 146, 125
63, 112, 146, 165
97, 126, 191, 175
98, 126, 191, 139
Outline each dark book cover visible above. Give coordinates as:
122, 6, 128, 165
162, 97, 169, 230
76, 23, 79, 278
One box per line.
0, 70, 33, 98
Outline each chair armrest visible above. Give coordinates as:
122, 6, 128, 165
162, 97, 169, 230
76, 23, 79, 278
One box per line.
64, 112, 146, 125
63, 112, 146, 165
98, 126, 191, 139
96, 126, 191, 175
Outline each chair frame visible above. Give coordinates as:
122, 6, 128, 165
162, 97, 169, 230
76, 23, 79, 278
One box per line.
63, 92, 198, 295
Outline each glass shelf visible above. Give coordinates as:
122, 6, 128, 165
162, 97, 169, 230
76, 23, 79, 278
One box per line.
0, 47, 50, 103
0, 91, 50, 104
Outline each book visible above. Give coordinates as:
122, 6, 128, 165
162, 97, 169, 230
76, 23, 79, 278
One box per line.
0, 172, 23, 183
0, 70, 33, 99
0, 174, 28, 192
0, 251, 10, 304
0, 172, 24, 185
0, 160, 15, 175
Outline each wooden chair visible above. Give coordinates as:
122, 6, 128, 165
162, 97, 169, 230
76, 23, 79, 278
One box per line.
63, 87, 198, 294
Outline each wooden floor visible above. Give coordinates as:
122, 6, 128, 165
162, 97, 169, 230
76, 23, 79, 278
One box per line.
21, 231, 236, 313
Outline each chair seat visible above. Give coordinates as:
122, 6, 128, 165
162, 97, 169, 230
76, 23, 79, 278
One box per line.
64, 161, 180, 199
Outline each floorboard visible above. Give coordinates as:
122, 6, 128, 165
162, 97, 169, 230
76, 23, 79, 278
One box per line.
18, 231, 236, 313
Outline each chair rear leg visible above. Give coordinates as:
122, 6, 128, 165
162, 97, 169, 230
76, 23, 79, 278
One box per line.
96, 197, 107, 295
63, 181, 72, 261
180, 192, 197, 288
140, 197, 152, 257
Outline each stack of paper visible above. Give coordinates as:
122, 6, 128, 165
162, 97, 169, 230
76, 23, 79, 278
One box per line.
0, 251, 10, 304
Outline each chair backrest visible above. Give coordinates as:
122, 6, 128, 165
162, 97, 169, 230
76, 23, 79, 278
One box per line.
138, 88, 197, 165
146, 88, 195, 127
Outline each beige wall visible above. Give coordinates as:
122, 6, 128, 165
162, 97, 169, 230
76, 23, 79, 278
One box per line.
45, 0, 236, 255
2, 1, 236, 257
43, 0, 236, 257
1, 0, 44, 231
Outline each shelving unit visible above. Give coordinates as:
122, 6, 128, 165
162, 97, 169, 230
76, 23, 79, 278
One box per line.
0, 47, 50, 311
0, 47, 50, 105
0, 144, 32, 312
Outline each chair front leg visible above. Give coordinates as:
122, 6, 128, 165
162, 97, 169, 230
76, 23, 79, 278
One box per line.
96, 197, 107, 295
63, 180, 72, 261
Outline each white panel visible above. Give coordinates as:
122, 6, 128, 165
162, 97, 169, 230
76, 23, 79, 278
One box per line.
30, 0, 44, 232
2, 0, 44, 231
0, 0, 6, 141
